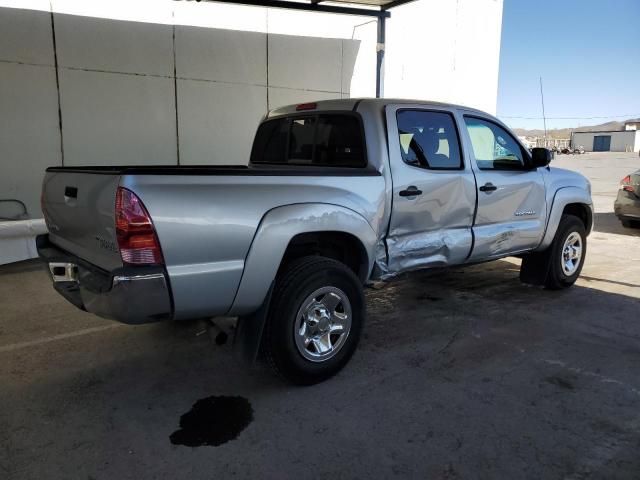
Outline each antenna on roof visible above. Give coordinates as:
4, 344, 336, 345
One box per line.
539, 77, 547, 146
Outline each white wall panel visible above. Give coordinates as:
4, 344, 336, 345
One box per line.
266, 8, 368, 39
385, 0, 503, 115
385, 0, 457, 104
59, 69, 177, 166
54, 14, 174, 76
0, 7, 54, 65
50, 0, 175, 24
452, 0, 503, 114
0, 62, 61, 218
173, 1, 267, 32
175, 26, 267, 85
178, 80, 266, 165
342, 37, 375, 97
341, 40, 359, 96
269, 35, 342, 92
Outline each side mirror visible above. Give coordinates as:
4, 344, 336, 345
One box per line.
530, 147, 552, 168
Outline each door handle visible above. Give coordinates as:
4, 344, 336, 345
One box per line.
479, 183, 497, 193
399, 186, 423, 197
64, 186, 78, 198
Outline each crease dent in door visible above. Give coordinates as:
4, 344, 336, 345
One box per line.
379, 227, 472, 279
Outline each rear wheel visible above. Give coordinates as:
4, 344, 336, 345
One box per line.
263, 256, 365, 385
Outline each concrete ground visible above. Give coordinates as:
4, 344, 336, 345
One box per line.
2, 152, 639, 479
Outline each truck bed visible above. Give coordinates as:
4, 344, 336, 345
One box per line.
45, 165, 381, 176
41, 165, 385, 320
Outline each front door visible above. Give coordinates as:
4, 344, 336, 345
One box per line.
384, 105, 476, 274
460, 115, 547, 261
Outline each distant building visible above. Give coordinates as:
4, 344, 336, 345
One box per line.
518, 136, 537, 149
571, 130, 640, 152
518, 136, 570, 149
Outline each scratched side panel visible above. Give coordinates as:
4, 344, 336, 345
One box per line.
385, 227, 473, 274
121, 173, 385, 319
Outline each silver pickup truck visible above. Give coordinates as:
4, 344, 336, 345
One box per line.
38, 98, 593, 384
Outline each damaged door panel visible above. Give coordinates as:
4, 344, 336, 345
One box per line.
383, 106, 476, 275
461, 115, 547, 261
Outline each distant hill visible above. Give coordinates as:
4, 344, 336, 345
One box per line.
511, 118, 640, 139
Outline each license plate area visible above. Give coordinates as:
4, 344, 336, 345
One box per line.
49, 262, 79, 283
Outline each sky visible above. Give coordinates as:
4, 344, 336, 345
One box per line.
496, 0, 640, 131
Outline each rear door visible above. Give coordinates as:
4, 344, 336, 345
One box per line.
384, 105, 476, 273
42, 170, 123, 271
460, 114, 547, 261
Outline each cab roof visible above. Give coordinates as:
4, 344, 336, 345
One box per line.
267, 97, 491, 118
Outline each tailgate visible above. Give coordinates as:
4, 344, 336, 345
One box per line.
42, 169, 123, 271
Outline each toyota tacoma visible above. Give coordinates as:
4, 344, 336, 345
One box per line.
38, 99, 593, 384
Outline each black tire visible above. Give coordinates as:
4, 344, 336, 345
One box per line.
543, 214, 587, 290
263, 256, 365, 385
621, 219, 634, 229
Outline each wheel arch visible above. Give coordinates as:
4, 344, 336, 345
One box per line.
562, 203, 593, 233
536, 186, 593, 252
228, 203, 377, 316
278, 231, 370, 282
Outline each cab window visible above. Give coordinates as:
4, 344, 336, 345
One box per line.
464, 116, 527, 170
396, 110, 463, 170
251, 114, 366, 167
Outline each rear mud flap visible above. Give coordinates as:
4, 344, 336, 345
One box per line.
233, 282, 274, 364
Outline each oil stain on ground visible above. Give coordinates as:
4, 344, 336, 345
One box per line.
170, 395, 253, 447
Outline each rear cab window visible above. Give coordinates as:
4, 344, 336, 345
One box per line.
396, 110, 463, 170
251, 113, 366, 168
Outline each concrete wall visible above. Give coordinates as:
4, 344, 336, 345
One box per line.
385, 0, 503, 115
0, 7, 61, 220
572, 131, 639, 152
0, 4, 365, 222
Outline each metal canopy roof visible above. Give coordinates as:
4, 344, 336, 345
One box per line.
198, 0, 417, 18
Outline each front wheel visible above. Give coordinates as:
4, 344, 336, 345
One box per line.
520, 214, 587, 289
263, 256, 365, 385
544, 214, 587, 289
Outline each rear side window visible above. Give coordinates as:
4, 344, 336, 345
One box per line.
396, 110, 463, 170
260, 117, 289, 164
251, 114, 366, 167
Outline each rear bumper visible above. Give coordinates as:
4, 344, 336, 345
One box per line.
36, 235, 173, 324
614, 190, 640, 220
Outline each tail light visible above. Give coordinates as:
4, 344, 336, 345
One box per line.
620, 175, 634, 193
115, 187, 164, 265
